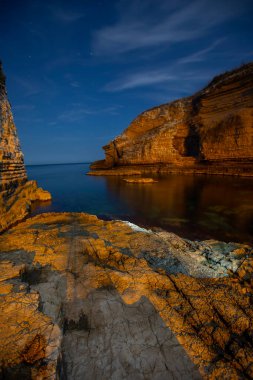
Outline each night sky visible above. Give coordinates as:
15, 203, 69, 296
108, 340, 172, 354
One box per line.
1, 0, 253, 164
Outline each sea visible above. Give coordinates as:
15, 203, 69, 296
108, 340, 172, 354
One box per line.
27, 163, 253, 244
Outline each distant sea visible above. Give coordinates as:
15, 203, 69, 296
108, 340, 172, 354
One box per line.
27, 163, 253, 244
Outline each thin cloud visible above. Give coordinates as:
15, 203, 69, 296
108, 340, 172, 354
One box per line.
104, 71, 176, 92
13, 76, 42, 97
104, 40, 224, 92
57, 104, 123, 123
93, 0, 240, 56
104, 67, 217, 92
58, 108, 95, 123
178, 38, 226, 64
70, 81, 80, 88
15, 116, 44, 124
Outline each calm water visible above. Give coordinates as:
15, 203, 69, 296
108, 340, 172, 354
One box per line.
27, 163, 253, 244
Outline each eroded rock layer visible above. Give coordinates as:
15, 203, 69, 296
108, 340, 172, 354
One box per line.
0, 63, 27, 190
0, 213, 252, 379
0, 64, 51, 230
0, 180, 51, 233
90, 63, 253, 176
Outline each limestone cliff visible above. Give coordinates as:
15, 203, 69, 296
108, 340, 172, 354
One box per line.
0, 63, 51, 231
90, 63, 253, 176
0, 62, 27, 189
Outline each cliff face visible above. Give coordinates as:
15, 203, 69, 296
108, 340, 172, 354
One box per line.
91, 63, 253, 176
0, 63, 27, 190
0, 63, 51, 231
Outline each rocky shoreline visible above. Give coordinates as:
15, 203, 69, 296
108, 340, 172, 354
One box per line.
1, 61, 253, 379
0, 212, 252, 379
88, 161, 253, 177
0, 180, 51, 234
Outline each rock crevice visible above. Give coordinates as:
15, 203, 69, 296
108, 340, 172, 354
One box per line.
0, 213, 252, 379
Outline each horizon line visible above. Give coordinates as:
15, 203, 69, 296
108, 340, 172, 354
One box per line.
26, 162, 92, 167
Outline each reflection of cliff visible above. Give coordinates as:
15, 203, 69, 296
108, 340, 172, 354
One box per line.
0, 62, 27, 190
91, 63, 253, 176
105, 176, 253, 243
106, 175, 198, 219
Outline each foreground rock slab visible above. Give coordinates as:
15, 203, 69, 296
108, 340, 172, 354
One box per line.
0, 213, 252, 379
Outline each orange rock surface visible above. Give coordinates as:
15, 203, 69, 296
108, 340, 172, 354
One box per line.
90, 63, 253, 177
0, 63, 27, 190
0, 64, 51, 232
0, 213, 252, 379
123, 177, 158, 183
0, 180, 52, 233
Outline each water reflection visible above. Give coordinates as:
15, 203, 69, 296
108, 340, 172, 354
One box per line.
27, 164, 253, 244
105, 175, 253, 244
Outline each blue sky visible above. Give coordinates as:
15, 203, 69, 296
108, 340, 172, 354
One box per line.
0, 0, 253, 164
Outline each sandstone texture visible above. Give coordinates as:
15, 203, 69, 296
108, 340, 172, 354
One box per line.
90, 63, 253, 176
87, 168, 142, 176
0, 64, 51, 232
0, 63, 27, 190
0, 180, 52, 233
0, 212, 252, 379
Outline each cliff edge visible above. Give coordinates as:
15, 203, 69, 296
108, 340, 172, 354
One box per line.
0, 63, 51, 232
90, 63, 253, 176
0, 62, 27, 189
